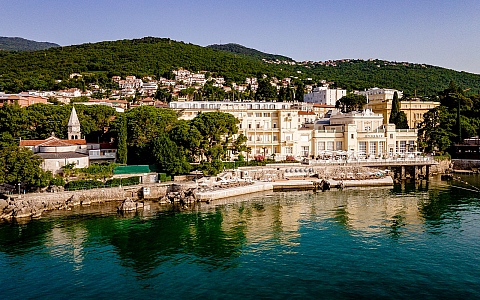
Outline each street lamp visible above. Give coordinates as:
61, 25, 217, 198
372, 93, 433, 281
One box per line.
17, 183, 21, 197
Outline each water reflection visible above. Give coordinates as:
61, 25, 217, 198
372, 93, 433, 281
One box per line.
0, 177, 477, 276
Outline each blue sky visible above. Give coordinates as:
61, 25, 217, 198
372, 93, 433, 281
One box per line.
1, 0, 479, 74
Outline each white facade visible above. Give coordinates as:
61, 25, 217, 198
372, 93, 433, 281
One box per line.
169, 101, 418, 160
355, 88, 403, 102
304, 87, 346, 106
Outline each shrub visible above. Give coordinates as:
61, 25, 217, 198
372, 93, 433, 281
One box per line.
159, 173, 172, 182
254, 155, 265, 162
105, 176, 140, 187
50, 176, 65, 187
65, 180, 104, 190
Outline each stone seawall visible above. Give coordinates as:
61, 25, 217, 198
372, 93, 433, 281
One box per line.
452, 159, 480, 171
1, 183, 170, 220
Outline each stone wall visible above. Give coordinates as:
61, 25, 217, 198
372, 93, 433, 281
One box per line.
451, 159, 480, 171
1, 183, 171, 220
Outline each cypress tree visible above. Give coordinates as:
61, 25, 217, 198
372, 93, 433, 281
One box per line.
117, 114, 128, 164
389, 91, 400, 124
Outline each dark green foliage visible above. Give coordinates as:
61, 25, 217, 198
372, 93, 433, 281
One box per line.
152, 133, 191, 175
64, 179, 104, 190
118, 106, 178, 165
104, 176, 140, 187
207, 43, 294, 62
0, 146, 51, 190
0, 38, 479, 96
0, 103, 116, 143
335, 93, 367, 113
389, 92, 409, 129
49, 177, 65, 187
389, 91, 400, 124
114, 114, 127, 164
191, 112, 239, 162
0, 37, 59, 51
255, 78, 277, 101
158, 173, 172, 182
197, 160, 224, 176
0, 37, 286, 93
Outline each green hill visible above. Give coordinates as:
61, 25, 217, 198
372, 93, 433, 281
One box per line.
0, 37, 59, 51
0, 36, 479, 96
207, 43, 293, 62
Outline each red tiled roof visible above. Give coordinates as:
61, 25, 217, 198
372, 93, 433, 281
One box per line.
298, 111, 316, 115
20, 137, 86, 147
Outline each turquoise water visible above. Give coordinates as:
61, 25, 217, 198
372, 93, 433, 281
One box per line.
1, 177, 480, 299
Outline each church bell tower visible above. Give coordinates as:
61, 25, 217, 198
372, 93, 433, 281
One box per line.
68, 106, 81, 140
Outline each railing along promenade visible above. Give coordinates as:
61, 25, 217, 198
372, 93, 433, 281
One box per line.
305, 156, 437, 167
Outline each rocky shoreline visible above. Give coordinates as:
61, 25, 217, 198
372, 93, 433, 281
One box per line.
1, 163, 445, 222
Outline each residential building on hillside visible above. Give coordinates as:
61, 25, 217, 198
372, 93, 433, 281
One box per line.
355, 87, 403, 102
304, 86, 346, 106
0, 93, 49, 107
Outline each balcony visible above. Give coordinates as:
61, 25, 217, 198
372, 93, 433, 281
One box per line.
89, 150, 117, 161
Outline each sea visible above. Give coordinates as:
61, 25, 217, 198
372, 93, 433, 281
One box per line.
1, 175, 480, 299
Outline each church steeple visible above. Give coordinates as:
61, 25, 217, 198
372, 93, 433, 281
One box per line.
68, 106, 81, 140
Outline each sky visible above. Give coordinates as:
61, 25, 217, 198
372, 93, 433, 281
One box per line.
1, 0, 479, 74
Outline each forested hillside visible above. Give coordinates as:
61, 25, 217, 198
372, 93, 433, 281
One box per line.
0, 37, 479, 95
0, 37, 59, 51
207, 43, 293, 62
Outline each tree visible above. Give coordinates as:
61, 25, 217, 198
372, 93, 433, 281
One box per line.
122, 106, 178, 164
418, 106, 455, 153
255, 78, 277, 102
295, 81, 305, 102
389, 91, 400, 124
152, 133, 191, 175
169, 120, 202, 161
335, 94, 367, 113
191, 112, 239, 162
115, 114, 128, 164
0, 146, 51, 190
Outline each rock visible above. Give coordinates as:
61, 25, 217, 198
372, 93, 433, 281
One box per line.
13, 206, 32, 219
118, 198, 137, 211
143, 202, 151, 210
81, 199, 92, 206
0, 199, 8, 210
66, 195, 81, 206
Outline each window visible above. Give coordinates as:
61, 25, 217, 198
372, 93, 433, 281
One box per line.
358, 141, 367, 156
351, 134, 354, 139
273, 123, 277, 128
369, 142, 376, 155
364, 126, 371, 132
255, 113, 262, 117
248, 123, 252, 129
390, 134, 393, 139
399, 141, 407, 153
285, 147, 293, 154
273, 135, 278, 141
336, 141, 343, 150
317, 141, 325, 151
263, 113, 269, 117
256, 123, 260, 129
301, 146, 309, 157
379, 141, 385, 154
327, 141, 334, 151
